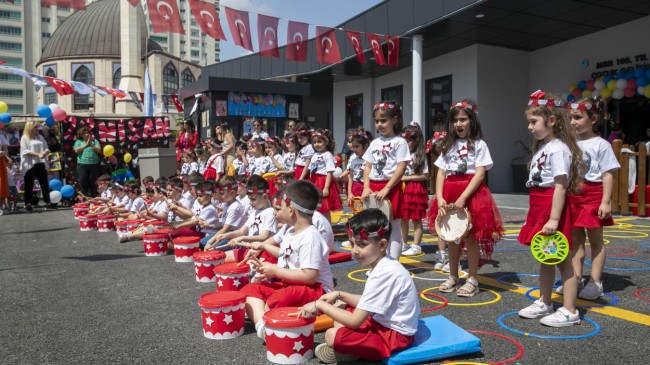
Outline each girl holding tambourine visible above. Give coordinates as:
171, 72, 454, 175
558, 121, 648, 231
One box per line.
517, 90, 583, 327
427, 100, 503, 297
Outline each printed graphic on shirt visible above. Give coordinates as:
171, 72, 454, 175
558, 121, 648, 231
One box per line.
582, 151, 592, 179
448, 145, 468, 175
309, 154, 326, 174
371, 143, 392, 179
277, 244, 293, 269
250, 215, 262, 236
527, 151, 547, 188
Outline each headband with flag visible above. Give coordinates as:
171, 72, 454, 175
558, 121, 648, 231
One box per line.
528, 90, 563, 108
346, 222, 389, 241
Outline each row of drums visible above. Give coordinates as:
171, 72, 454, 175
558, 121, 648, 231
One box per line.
71, 202, 316, 364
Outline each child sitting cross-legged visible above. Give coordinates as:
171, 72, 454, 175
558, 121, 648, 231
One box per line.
299, 209, 420, 363
118, 178, 171, 242
202, 177, 247, 250
168, 180, 222, 238
239, 180, 335, 339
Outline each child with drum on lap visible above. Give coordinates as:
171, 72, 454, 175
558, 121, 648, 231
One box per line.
202, 177, 247, 250
427, 100, 503, 297
308, 129, 342, 222
517, 90, 584, 327
362, 101, 411, 259
299, 209, 419, 363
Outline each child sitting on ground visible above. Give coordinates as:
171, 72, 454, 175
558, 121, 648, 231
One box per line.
169, 180, 221, 239
299, 209, 420, 363
202, 177, 247, 250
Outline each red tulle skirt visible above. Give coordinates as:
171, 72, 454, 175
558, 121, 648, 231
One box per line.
402, 180, 429, 220
427, 174, 503, 259
369, 180, 403, 220
570, 181, 614, 228
294, 165, 310, 180
518, 187, 573, 249
309, 174, 342, 213
203, 167, 217, 181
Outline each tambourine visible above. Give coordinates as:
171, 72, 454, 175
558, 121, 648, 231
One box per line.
530, 231, 569, 265
350, 196, 364, 215
435, 206, 472, 244
364, 195, 393, 221
262, 172, 277, 180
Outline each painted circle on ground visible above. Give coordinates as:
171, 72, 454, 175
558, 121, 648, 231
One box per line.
407, 267, 469, 281
585, 246, 637, 257
420, 287, 501, 307
524, 287, 619, 308
495, 241, 529, 253
602, 229, 647, 238
467, 329, 525, 365
497, 312, 601, 340
419, 292, 448, 312
585, 257, 650, 271
639, 242, 650, 249
348, 268, 414, 282
633, 288, 650, 303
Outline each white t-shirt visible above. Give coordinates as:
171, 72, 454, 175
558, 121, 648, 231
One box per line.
526, 139, 572, 188
198, 159, 208, 174
363, 136, 411, 181
245, 206, 277, 237
113, 194, 129, 207
180, 161, 199, 175
182, 190, 196, 208
347, 154, 365, 183
191, 199, 203, 216
578, 137, 620, 182
237, 194, 252, 217
357, 256, 420, 336
101, 189, 113, 200
154, 200, 169, 215
20, 135, 49, 171
251, 131, 269, 140
207, 153, 224, 175
273, 211, 334, 252
168, 194, 194, 222
197, 203, 221, 234
276, 225, 334, 293
251, 156, 272, 176
309, 151, 336, 175
127, 196, 147, 213
405, 152, 429, 176
295, 144, 315, 167
435, 139, 493, 176
222, 199, 247, 229
232, 158, 247, 176
282, 152, 296, 170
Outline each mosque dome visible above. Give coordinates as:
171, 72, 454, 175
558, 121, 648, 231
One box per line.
39, 0, 161, 63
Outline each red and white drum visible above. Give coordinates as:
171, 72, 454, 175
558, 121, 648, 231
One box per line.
115, 220, 129, 234
213, 262, 250, 292
156, 228, 173, 239
72, 203, 90, 220
172, 236, 200, 263
142, 233, 169, 257
144, 220, 168, 232
79, 214, 98, 231
198, 291, 246, 340
126, 219, 146, 232
263, 307, 316, 364
193, 251, 226, 283
96, 215, 117, 232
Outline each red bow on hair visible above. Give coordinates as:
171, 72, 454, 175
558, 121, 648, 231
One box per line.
450, 101, 475, 112
402, 131, 417, 140
374, 102, 397, 110
296, 129, 311, 136
312, 130, 330, 139
433, 131, 447, 141
528, 89, 563, 108
265, 137, 278, 145
346, 223, 388, 241
530, 90, 545, 100
425, 139, 433, 153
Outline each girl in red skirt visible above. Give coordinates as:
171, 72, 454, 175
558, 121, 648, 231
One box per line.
294, 122, 314, 181
427, 100, 503, 297
346, 130, 370, 211
517, 90, 584, 327
401, 123, 429, 256
362, 101, 411, 259
308, 129, 342, 221
559, 96, 619, 300
203, 139, 224, 181
264, 136, 283, 197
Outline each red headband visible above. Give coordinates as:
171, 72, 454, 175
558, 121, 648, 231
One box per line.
451, 101, 476, 112
566, 101, 598, 111
374, 102, 397, 110
312, 130, 330, 140
402, 130, 417, 140
247, 188, 269, 195
346, 223, 389, 241
528, 90, 563, 108
218, 183, 238, 192
348, 130, 370, 143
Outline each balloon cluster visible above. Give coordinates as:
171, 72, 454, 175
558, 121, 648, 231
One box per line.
567, 68, 650, 102
47, 179, 75, 203
0, 101, 12, 128
36, 104, 68, 127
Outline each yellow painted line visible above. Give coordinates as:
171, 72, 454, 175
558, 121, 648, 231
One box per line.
399, 256, 650, 327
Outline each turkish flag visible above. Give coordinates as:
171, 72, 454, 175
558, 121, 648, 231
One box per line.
189, 0, 226, 41
146, 0, 185, 35
41, 0, 86, 10
100, 87, 127, 99
315, 27, 341, 64
44, 77, 75, 96
126, 0, 139, 6
386, 35, 400, 67
257, 14, 279, 58
286, 21, 309, 62
366, 33, 386, 65
345, 30, 365, 64
224, 7, 253, 51
170, 94, 184, 112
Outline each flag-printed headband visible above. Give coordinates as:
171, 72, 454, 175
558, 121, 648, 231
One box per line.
247, 188, 270, 195
528, 90, 563, 108
346, 223, 389, 241
451, 101, 476, 112
566, 102, 598, 111
402, 130, 418, 140
296, 129, 311, 136
218, 183, 238, 192
169, 185, 184, 191
196, 189, 213, 196
348, 130, 370, 143
374, 102, 398, 110
273, 192, 291, 207
312, 130, 330, 140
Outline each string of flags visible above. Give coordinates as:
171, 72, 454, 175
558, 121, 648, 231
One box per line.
39, 0, 403, 66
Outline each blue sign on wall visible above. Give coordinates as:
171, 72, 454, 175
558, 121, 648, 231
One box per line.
227, 92, 286, 117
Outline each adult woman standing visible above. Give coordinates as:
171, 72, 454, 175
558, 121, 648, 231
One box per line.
73, 127, 102, 197
215, 122, 236, 167
0, 132, 9, 214
20, 121, 54, 212
174, 119, 199, 172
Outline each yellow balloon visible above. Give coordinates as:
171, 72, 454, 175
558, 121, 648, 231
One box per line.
581, 89, 592, 97
600, 88, 612, 99
568, 84, 577, 93
0, 101, 7, 114
103, 144, 115, 157
123, 153, 132, 163
607, 79, 617, 91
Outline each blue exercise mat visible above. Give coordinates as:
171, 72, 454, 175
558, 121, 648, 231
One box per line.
383, 315, 481, 365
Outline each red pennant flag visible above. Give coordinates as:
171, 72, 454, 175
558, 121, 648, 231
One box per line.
0, 60, 6, 65
366, 33, 386, 65
45, 77, 75, 96
189, 0, 226, 41
41, 0, 86, 10
146, 0, 185, 35
345, 30, 365, 64
257, 14, 279, 58
170, 94, 184, 112
99, 86, 127, 99
126, 0, 140, 6
286, 21, 309, 62
386, 35, 399, 67
315, 26, 341, 65
224, 7, 253, 51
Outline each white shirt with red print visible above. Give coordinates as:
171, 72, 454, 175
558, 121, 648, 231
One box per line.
434, 139, 493, 176
578, 137, 620, 183
362, 136, 411, 181
526, 139, 572, 188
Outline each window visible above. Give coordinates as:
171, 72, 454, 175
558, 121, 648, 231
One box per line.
42, 32, 51, 38
41, 17, 50, 23
73, 65, 94, 111
57, 16, 65, 25
381, 85, 403, 108
181, 68, 195, 87
7, 104, 22, 113
191, 30, 198, 37
190, 19, 197, 26
0, 73, 22, 83
191, 50, 199, 57
150, 36, 167, 43
0, 10, 21, 20
191, 40, 198, 47
425, 75, 452, 137
180, 40, 186, 44
345, 94, 363, 131
45, 67, 57, 105
162, 62, 179, 95
44, 92, 57, 105
0, 25, 21, 36
0, 0, 22, 4
0, 89, 23, 98
112, 67, 121, 88
0, 41, 21, 51
2, 57, 21, 66
58, 6, 69, 11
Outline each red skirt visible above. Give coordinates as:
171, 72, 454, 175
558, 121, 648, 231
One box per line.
333, 316, 414, 360
294, 165, 310, 180
518, 187, 573, 249
427, 174, 503, 259
351, 181, 363, 197
309, 173, 342, 213
266, 176, 278, 197
203, 167, 217, 181
369, 180, 403, 220
402, 180, 428, 220
570, 181, 615, 228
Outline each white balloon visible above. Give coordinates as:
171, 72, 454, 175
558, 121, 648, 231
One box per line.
50, 190, 62, 204
639, 86, 646, 95
333, 167, 343, 178
49, 103, 60, 112
616, 79, 627, 90
591, 89, 600, 98
612, 89, 624, 99
594, 80, 606, 90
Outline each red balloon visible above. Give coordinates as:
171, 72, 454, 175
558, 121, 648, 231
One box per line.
52, 109, 67, 121
586, 79, 595, 90
624, 87, 636, 98
627, 79, 637, 89
571, 88, 582, 98
108, 155, 118, 164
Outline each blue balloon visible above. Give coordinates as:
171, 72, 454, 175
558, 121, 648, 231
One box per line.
604, 75, 613, 83
0, 113, 11, 124
126, 170, 135, 181
49, 179, 63, 191
615, 71, 625, 79
566, 94, 575, 102
646, 69, 650, 79
60, 185, 75, 198
36, 104, 52, 118
635, 68, 646, 78
577, 80, 587, 89
637, 77, 649, 87
625, 71, 635, 80
45, 116, 55, 127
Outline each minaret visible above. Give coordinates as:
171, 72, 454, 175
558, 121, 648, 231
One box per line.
116, 0, 143, 115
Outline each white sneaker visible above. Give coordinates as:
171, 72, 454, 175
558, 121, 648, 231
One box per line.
255, 321, 266, 339
540, 307, 581, 327
341, 240, 351, 248
554, 278, 584, 295
440, 262, 450, 273
402, 245, 422, 256
518, 299, 554, 319
579, 280, 604, 300
117, 232, 131, 243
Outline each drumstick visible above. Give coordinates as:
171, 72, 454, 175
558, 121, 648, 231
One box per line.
287, 312, 301, 318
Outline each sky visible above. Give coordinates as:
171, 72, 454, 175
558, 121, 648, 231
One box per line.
217, 0, 384, 61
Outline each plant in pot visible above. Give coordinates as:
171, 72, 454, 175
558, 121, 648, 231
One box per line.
512, 139, 531, 193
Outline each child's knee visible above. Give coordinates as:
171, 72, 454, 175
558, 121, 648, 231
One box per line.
324, 327, 339, 347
